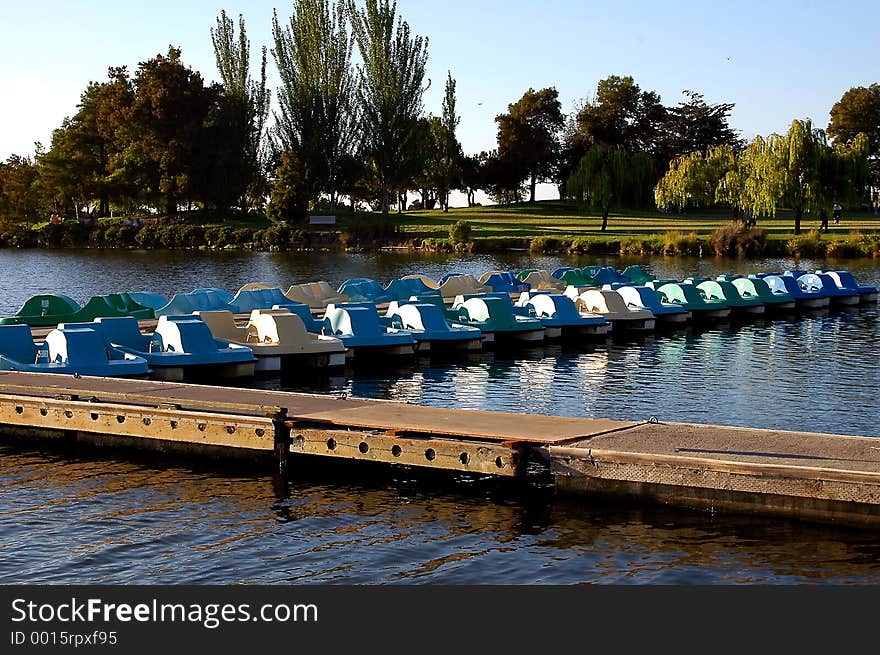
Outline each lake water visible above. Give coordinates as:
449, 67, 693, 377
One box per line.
0, 249, 878, 584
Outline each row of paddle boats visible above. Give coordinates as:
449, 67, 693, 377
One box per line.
0, 266, 874, 380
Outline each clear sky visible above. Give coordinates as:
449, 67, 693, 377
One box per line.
2, 0, 878, 196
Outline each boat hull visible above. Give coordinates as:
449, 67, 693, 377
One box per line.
796, 297, 830, 309
612, 318, 655, 332
830, 295, 860, 306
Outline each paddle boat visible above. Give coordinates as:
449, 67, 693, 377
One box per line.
567, 289, 655, 331
435, 274, 491, 299
620, 265, 655, 285
0, 293, 154, 327
555, 268, 598, 287
196, 309, 346, 372
0, 323, 149, 377
229, 286, 299, 313
88, 315, 255, 380
514, 292, 610, 338
795, 273, 859, 306
128, 292, 170, 312
649, 282, 731, 320
691, 279, 765, 315
591, 267, 630, 286
382, 301, 483, 352
154, 289, 239, 316
719, 275, 795, 311
478, 271, 530, 294
615, 286, 690, 324
516, 270, 566, 292
337, 278, 394, 304
400, 274, 441, 290
816, 270, 878, 303
322, 303, 417, 359
284, 281, 349, 308
448, 294, 545, 344
759, 274, 829, 309
385, 277, 442, 302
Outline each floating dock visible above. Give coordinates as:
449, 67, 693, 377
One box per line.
1, 371, 879, 527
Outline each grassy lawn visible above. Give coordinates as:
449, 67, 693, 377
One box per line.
369, 200, 880, 242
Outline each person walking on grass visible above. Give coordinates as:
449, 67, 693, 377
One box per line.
819, 208, 829, 232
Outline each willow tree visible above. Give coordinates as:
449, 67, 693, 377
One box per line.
348, 0, 429, 214
211, 10, 270, 212
654, 144, 737, 211
567, 145, 655, 231
272, 0, 357, 209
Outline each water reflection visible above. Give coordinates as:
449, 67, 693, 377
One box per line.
2, 443, 879, 584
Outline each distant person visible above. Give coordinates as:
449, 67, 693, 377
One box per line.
819, 208, 829, 232
832, 203, 842, 225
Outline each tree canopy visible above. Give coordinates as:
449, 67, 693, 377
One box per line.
495, 87, 564, 203
349, 0, 429, 214
567, 145, 655, 231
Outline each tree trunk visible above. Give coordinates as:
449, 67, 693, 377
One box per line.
601, 211, 608, 232
442, 190, 449, 213
166, 198, 177, 217
381, 183, 389, 215
529, 172, 536, 203
794, 207, 803, 235
399, 191, 406, 213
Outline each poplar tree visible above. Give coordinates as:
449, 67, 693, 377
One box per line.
348, 0, 429, 214
273, 0, 357, 209
437, 71, 461, 212
211, 10, 270, 212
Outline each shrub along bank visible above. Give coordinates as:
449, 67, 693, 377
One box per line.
0, 218, 879, 259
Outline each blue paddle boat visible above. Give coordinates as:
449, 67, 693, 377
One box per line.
155, 289, 239, 316
759, 274, 829, 309
323, 303, 416, 359
479, 271, 531, 294
336, 279, 394, 304
816, 270, 878, 303
0, 323, 149, 377
384, 278, 442, 302
514, 292, 610, 338
229, 287, 299, 313
796, 273, 860, 306
88, 316, 255, 380
382, 301, 483, 352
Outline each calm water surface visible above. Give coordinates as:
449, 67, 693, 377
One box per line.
0, 249, 878, 584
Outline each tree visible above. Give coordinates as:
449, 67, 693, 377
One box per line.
661, 91, 742, 161
458, 153, 482, 207
109, 47, 215, 216
436, 72, 461, 212
567, 145, 655, 231
349, 0, 429, 215
273, 0, 357, 209
0, 155, 42, 226
211, 10, 270, 213
480, 149, 524, 204
658, 120, 871, 234
39, 83, 115, 219
828, 84, 880, 184
266, 151, 310, 222
495, 87, 564, 203
573, 75, 666, 155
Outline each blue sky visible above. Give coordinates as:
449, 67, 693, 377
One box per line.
2, 0, 877, 170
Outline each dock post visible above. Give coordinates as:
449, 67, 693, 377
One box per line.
273, 408, 291, 477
